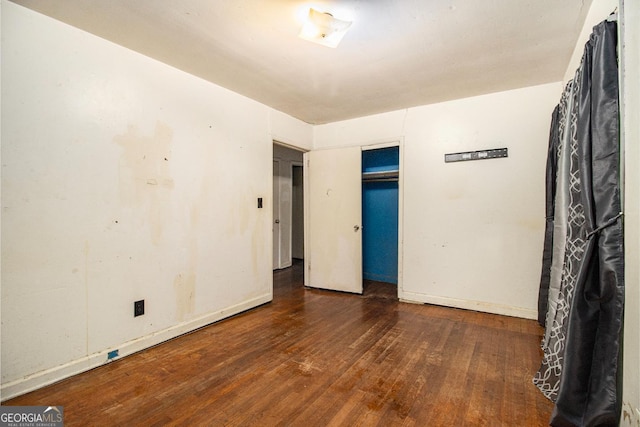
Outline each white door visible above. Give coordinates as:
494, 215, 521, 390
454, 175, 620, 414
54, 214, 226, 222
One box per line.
305, 147, 362, 294
273, 160, 280, 270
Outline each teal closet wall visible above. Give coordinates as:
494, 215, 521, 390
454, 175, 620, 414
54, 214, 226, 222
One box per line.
362, 147, 399, 284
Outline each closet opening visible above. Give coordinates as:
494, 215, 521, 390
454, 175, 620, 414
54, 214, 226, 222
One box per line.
362, 146, 399, 289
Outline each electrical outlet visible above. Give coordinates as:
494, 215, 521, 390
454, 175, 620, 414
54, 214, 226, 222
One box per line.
134, 300, 145, 317
257, 197, 263, 208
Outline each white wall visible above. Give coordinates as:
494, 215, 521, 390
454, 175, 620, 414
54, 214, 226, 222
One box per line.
314, 110, 408, 151
620, 0, 640, 424
315, 83, 560, 318
0, 1, 311, 400
270, 110, 313, 151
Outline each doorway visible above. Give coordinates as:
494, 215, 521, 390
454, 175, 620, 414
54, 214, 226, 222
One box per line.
273, 143, 305, 270
362, 146, 399, 285
291, 164, 304, 261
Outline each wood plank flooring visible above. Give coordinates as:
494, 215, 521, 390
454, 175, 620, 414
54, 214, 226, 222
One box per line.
4, 261, 553, 426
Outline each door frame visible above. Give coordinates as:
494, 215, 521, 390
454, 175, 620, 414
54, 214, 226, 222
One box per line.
273, 142, 307, 271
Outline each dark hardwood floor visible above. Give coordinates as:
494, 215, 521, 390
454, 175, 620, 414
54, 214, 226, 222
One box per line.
4, 260, 553, 426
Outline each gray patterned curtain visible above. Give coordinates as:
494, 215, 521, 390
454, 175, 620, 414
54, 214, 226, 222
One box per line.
534, 18, 623, 427
537, 104, 560, 326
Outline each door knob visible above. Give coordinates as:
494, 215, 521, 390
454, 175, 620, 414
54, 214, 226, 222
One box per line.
354, 225, 360, 231
275, 219, 280, 224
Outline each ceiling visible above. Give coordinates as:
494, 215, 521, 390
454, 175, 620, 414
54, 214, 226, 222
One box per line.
12, 0, 592, 125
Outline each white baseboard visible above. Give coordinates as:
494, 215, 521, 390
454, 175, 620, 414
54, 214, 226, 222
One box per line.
399, 291, 537, 320
1, 293, 272, 401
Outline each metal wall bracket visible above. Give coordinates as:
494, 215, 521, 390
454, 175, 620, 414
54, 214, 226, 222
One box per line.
444, 148, 508, 163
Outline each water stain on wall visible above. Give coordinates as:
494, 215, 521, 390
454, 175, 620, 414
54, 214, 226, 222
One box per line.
516, 217, 544, 231
114, 122, 174, 245
173, 272, 196, 322
174, 219, 199, 322
83, 240, 90, 294
442, 183, 465, 200
251, 206, 267, 277
222, 191, 252, 238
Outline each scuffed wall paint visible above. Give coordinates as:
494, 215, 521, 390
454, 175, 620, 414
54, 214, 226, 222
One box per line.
0, 1, 310, 399
114, 122, 175, 246
621, 401, 640, 427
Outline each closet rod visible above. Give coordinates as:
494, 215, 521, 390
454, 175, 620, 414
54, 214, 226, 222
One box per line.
363, 177, 398, 183
362, 170, 399, 183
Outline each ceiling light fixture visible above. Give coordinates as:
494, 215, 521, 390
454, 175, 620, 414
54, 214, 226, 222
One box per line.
298, 8, 352, 48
